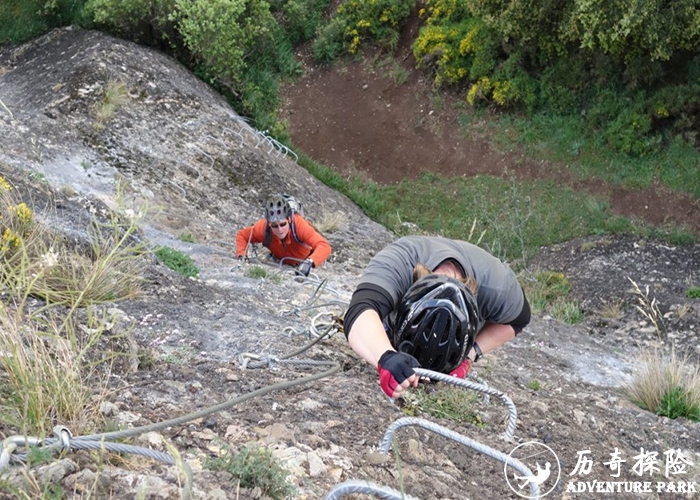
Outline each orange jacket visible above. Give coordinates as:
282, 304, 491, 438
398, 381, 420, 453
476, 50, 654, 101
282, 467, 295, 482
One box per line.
235, 213, 332, 268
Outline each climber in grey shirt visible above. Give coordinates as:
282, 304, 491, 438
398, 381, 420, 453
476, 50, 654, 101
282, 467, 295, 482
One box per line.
344, 235, 530, 398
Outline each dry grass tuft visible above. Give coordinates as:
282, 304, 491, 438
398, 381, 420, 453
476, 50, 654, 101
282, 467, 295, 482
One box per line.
625, 349, 700, 422
94, 79, 128, 123
595, 297, 625, 319
314, 211, 345, 234
0, 179, 147, 436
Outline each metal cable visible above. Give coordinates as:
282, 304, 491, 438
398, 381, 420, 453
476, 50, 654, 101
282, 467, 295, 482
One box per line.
240, 323, 336, 369
324, 480, 421, 500
379, 417, 539, 498
414, 368, 517, 441
3, 433, 194, 499
76, 361, 340, 443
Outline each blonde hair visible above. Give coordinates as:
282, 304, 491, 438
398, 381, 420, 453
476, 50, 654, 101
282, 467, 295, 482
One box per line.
413, 262, 477, 294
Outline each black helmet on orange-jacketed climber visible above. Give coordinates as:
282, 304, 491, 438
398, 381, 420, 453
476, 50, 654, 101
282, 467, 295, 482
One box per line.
391, 275, 479, 374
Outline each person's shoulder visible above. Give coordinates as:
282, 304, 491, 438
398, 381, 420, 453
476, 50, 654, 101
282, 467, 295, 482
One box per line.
250, 218, 268, 231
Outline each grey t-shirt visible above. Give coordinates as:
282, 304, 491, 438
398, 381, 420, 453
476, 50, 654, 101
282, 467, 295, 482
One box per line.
358, 236, 524, 327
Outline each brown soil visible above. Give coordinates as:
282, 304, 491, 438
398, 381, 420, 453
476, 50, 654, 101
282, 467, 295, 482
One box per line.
279, 18, 700, 234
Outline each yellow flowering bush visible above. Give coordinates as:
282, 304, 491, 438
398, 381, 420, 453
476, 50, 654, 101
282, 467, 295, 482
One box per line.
492, 81, 516, 106
1, 227, 21, 251
466, 76, 491, 105
0, 176, 12, 191
414, 20, 477, 86
11, 203, 33, 225
313, 0, 413, 61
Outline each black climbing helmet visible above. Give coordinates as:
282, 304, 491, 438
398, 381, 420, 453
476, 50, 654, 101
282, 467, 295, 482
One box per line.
265, 194, 290, 223
391, 275, 479, 374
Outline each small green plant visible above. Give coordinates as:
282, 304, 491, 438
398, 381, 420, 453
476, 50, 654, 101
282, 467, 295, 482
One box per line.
26, 170, 46, 182
521, 270, 572, 313
205, 447, 296, 500
138, 348, 158, 370
245, 265, 268, 279
243, 265, 282, 283
550, 299, 583, 324
387, 61, 409, 85
686, 286, 700, 299
154, 246, 199, 278
656, 386, 700, 421
178, 233, 196, 243
162, 346, 196, 365
626, 349, 700, 422
403, 385, 481, 424
527, 379, 541, 391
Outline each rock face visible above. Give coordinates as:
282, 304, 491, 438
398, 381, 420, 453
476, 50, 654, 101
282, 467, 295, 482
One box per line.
1, 28, 699, 500
0, 26, 392, 260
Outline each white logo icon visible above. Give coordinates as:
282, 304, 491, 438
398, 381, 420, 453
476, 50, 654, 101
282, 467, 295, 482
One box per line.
505, 442, 561, 498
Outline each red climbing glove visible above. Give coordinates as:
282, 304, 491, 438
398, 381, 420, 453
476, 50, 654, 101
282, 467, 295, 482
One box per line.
377, 350, 420, 397
449, 358, 471, 379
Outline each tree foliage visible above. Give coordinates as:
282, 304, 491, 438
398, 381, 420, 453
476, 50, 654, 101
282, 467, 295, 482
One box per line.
174, 0, 276, 88
571, 0, 700, 63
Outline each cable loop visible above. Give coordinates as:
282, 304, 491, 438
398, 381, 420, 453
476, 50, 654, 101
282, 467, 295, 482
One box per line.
53, 425, 72, 451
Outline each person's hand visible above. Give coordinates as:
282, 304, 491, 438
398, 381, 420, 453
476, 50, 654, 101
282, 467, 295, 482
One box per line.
449, 358, 471, 379
377, 350, 420, 397
295, 259, 313, 277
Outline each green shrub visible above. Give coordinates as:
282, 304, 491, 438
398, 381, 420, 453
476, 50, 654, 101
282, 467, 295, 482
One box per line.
85, 0, 176, 41
154, 246, 199, 278
521, 271, 572, 313
178, 233, 195, 243
312, 0, 414, 62
550, 299, 584, 324
527, 379, 541, 391
656, 386, 700, 421
244, 265, 268, 279
270, 0, 329, 44
312, 17, 346, 62
205, 447, 296, 500
0, 0, 89, 44
174, 0, 277, 88
685, 286, 700, 299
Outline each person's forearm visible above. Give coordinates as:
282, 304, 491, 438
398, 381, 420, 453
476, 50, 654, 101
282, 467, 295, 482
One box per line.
468, 322, 515, 360
347, 309, 394, 367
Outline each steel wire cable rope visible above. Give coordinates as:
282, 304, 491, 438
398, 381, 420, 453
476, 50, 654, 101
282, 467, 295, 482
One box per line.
324, 480, 421, 500
281, 278, 347, 318
284, 311, 339, 339
299, 277, 344, 301
9, 437, 182, 467
379, 417, 539, 498
1, 358, 341, 497
413, 368, 517, 440
240, 323, 337, 369
2, 431, 195, 500
78, 362, 341, 442
310, 311, 341, 338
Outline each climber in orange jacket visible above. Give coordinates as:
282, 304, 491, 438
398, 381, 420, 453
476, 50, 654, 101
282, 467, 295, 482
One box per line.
235, 195, 332, 276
